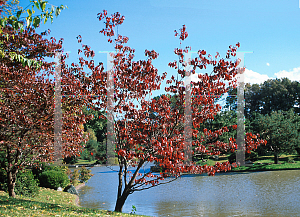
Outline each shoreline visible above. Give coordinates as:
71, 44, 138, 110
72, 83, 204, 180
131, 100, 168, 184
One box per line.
74, 182, 85, 207
68, 164, 114, 168
68, 162, 300, 176
230, 166, 300, 173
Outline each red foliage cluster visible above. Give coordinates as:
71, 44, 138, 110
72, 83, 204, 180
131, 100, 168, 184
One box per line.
97, 10, 125, 41
0, 9, 263, 210
0, 23, 97, 196
70, 11, 267, 212
83, 11, 267, 195
174, 24, 188, 41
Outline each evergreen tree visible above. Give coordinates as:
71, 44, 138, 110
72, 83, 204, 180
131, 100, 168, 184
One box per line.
252, 108, 300, 164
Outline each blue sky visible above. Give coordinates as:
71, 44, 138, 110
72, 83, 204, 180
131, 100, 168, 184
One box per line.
20, 0, 300, 101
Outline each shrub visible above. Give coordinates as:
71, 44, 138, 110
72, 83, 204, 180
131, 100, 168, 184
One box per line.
79, 166, 94, 183
14, 170, 39, 197
0, 169, 39, 197
33, 164, 71, 180
288, 157, 295, 163
32, 162, 61, 179
63, 156, 78, 164
64, 184, 78, 195
39, 170, 70, 189
31, 162, 50, 180
0, 167, 6, 191
70, 169, 80, 186
246, 151, 258, 162
228, 152, 236, 163
49, 165, 70, 174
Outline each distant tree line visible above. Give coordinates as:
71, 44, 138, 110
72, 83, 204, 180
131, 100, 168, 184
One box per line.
223, 77, 300, 163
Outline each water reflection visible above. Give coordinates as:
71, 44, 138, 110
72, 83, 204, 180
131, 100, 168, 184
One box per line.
78, 166, 300, 217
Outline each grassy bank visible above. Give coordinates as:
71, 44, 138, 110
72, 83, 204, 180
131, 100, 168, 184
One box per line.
230, 155, 300, 172
74, 154, 300, 173
231, 155, 300, 172
195, 154, 300, 172
76, 159, 98, 165
0, 187, 150, 217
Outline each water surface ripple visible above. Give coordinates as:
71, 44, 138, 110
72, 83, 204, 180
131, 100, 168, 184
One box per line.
78, 165, 300, 217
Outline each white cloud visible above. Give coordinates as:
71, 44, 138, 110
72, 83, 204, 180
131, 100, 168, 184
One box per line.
266, 63, 270, 66
274, 67, 300, 82
184, 67, 300, 86
244, 68, 272, 85
187, 69, 271, 85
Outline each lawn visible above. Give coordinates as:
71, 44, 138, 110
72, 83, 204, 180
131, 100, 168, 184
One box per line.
76, 159, 98, 165
0, 187, 150, 217
196, 154, 300, 172
231, 161, 300, 172
74, 158, 119, 165
230, 155, 300, 172
196, 154, 231, 166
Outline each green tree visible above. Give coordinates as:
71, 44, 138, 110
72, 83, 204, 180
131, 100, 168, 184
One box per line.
252, 108, 300, 164
80, 105, 107, 163
0, 0, 67, 68
81, 129, 98, 161
225, 78, 300, 120
79, 166, 93, 183
200, 110, 252, 141
0, 0, 21, 18
224, 78, 300, 157
0, 17, 95, 197
82, 105, 107, 143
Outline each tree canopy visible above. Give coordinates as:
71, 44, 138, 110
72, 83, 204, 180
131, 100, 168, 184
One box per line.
252, 108, 300, 164
77, 10, 267, 212
0, 16, 94, 197
0, 0, 67, 68
225, 78, 300, 120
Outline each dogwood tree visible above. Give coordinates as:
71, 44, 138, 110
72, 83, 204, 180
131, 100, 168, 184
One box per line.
0, 22, 94, 197
69, 10, 267, 212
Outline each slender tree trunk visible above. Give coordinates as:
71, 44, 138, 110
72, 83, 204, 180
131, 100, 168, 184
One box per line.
7, 170, 16, 198
274, 154, 278, 164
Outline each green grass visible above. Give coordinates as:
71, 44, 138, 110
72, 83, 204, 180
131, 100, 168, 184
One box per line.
231, 161, 300, 172
196, 154, 300, 172
75, 157, 119, 165
231, 155, 300, 172
0, 187, 151, 217
196, 154, 231, 166
75, 159, 98, 165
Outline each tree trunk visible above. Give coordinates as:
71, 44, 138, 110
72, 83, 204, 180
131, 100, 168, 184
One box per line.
114, 190, 130, 212
114, 163, 131, 212
274, 154, 278, 164
6, 147, 17, 198
7, 170, 16, 198
114, 160, 144, 212
295, 147, 300, 156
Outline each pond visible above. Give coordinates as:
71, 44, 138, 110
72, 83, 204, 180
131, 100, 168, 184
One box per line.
77, 165, 300, 217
